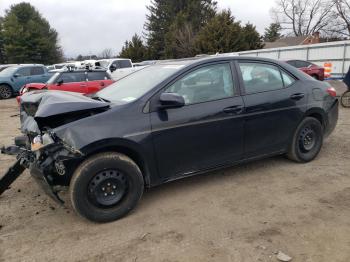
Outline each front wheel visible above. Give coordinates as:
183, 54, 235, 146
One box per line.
70, 152, 144, 223
0, 85, 13, 99
341, 90, 350, 108
287, 117, 323, 163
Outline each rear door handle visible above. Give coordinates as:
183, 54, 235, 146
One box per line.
290, 93, 305, 100
223, 105, 244, 114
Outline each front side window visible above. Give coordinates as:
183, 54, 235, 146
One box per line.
30, 67, 45, 75
16, 67, 31, 77
56, 72, 86, 83
164, 63, 234, 105
239, 62, 285, 94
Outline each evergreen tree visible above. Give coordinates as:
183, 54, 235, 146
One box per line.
2, 3, 62, 64
263, 23, 282, 42
0, 17, 6, 64
119, 34, 147, 62
242, 23, 264, 50
145, 0, 217, 59
195, 10, 246, 54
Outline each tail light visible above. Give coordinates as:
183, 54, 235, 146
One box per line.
326, 87, 337, 97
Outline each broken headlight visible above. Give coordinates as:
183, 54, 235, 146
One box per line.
31, 133, 54, 151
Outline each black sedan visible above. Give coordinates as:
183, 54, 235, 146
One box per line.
2, 56, 339, 222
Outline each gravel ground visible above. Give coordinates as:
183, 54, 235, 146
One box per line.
0, 89, 349, 262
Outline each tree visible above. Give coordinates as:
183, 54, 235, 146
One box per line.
332, 0, 350, 36
0, 17, 6, 64
195, 10, 254, 54
263, 23, 282, 42
144, 0, 217, 59
271, 0, 334, 36
118, 34, 147, 62
2, 2, 63, 64
99, 48, 113, 59
242, 23, 264, 50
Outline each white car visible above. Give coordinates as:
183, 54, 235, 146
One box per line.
95, 58, 133, 73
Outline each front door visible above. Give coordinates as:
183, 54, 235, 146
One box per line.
151, 62, 245, 180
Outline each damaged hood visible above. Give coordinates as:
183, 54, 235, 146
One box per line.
20, 91, 110, 133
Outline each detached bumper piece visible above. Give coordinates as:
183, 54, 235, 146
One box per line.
0, 147, 34, 195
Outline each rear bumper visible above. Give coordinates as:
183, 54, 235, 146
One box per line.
324, 99, 339, 137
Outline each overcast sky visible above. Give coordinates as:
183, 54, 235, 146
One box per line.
0, 0, 275, 58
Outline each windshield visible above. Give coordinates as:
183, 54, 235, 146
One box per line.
47, 72, 60, 84
0, 66, 18, 77
97, 64, 184, 104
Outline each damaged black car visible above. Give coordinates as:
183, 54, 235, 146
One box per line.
0, 56, 339, 222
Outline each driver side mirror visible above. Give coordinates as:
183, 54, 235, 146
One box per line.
13, 73, 20, 78
159, 93, 185, 109
110, 64, 117, 72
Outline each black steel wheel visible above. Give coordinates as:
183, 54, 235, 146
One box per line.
0, 85, 13, 99
287, 117, 323, 163
341, 90, 350, 108
70, 152, 144, 223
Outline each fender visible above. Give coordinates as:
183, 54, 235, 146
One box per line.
80, 138, 160, 187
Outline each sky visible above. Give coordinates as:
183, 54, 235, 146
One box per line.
0, 0, 275, 58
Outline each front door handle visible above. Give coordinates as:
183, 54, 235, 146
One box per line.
223, 105, 244, 114
290, 93, 305, 100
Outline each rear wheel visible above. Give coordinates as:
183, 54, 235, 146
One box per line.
70, 152, 144, 223
341, 90, 350, 108
0, 85, 13, 99
287, 117, 323, 162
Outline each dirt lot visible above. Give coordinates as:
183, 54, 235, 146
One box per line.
0, 90, 349, 262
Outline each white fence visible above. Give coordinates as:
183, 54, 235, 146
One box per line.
222, 40, 350, 78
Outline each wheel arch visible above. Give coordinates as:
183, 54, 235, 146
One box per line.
304, 108, 326, 128
80, 138, 153, 188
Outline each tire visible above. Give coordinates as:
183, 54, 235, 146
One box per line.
0, 85, 13, 99
70, 152, 144, 223
341, 91, 350, 108
287, 117, 323, 163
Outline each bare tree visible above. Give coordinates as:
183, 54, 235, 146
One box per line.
332, 0, 350, 36
99, 48, 114, 59
271, 0, 334, 36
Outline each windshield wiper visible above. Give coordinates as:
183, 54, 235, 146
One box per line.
90, 95, 111, 103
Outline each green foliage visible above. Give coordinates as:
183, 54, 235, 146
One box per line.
118, 34, 147, 62
0, 17, 6, 64
263, 23, 282, 42
2, 2, 62, 64
196, 10, 263, 54
145, 0, 217, 59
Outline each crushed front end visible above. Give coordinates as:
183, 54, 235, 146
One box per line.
0, 91, 110, 202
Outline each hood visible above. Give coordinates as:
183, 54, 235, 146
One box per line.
24, 83, 47, 89
20, 91, 110, 132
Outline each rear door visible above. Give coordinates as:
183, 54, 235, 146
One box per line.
151, 62, 245, 180
237, 61, 306, 157
30, 66, 47, 83
87, 71, 112, 93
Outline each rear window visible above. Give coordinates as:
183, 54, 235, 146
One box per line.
87, 72, 109, 81
30, 67, 45, 75
118, 60, 132, 68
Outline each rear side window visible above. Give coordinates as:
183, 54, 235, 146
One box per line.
118, 60, 132, 68
30, 67, 45, 75
238, 62, 286, 94
286, 60, 296, 67
16, 67, 31, 76
56, 72, 86, 83
281, 71, 296, 86
165, 63, 235, 105
87, 72, 109, 81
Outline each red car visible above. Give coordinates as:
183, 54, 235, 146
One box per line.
286, 60, 324, 81
18, 69, 113, 101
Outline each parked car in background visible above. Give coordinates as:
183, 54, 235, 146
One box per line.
285, 60, 324, 81
0, 64, 51, 99
8, 56, 338, 222
19, 69, 113, 98
95, 58, 133, 73
0, 64, 17, 72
